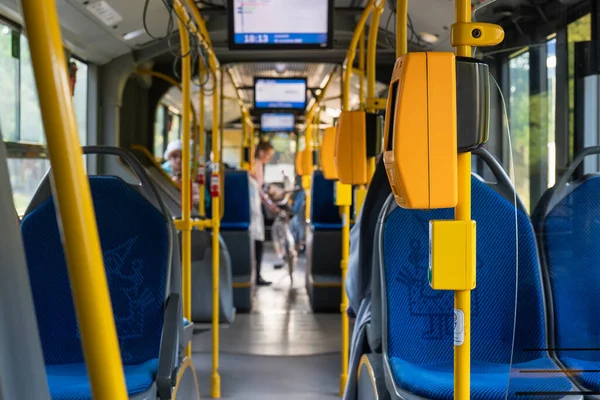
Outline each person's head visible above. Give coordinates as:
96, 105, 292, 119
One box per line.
255, 141, 275, 163
164, 140, 183, 175
68, 61, 78, 97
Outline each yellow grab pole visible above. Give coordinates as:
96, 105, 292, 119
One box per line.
343, 0, 376, 109
174, 11, 193, 359
454, 1, 471, 398
211, 66, 222, 399
396, 0, 408, 58
20, 0, 128, 398
339, 2, 377, 394
199, 60, 206, 218
170, 5, 221, 394
359, 32, 365, 110
366, 1, 384, 183
303, 69, 337, 223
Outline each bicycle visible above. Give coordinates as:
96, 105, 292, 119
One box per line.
267, 185, 298, 285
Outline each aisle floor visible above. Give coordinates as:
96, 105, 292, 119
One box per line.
192, 244, 342, 399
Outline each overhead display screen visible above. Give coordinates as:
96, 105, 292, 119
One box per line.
228, 0, 333, 49
261, 113, 295, 132
254, 78, 307, 110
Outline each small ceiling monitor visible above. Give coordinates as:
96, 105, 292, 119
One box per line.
228, 0, 334, 50
261, 113, 296, 132
254, 78, 307, 110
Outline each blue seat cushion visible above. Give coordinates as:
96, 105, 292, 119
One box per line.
220, 221, 250, 230
47, 358, 158, 400
390, 357, 574, 399
560, 358, 600, 390
313, 222, 342, 230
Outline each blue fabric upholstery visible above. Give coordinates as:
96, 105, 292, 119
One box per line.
383, 176, 573, 399
46, 359, 158, 400
207, 170, 251, 231
535, 176, 600, 391
21, 176, 168, 397
310, 171, 342, 230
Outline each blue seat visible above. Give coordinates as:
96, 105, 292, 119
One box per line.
533, 173, 600, 392
380, 176, 576, 399
306, 171, 344, 311
21, 175, 174, 400
311, 170, 342, 230
206, 169, 251, 230
207, 170, 253, 310
46, 360, 158, 400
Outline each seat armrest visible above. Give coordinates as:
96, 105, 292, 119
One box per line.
157, 293, 180, 400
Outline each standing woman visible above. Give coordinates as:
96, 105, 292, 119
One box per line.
250, 141, 277, 286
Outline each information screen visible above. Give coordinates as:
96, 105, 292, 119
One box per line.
254, 78, 307, 109
261, 113, 295, 132
228, 0, 332, 49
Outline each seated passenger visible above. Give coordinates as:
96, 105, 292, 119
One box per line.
162, 139, 200, 206
346, 202, 363, 318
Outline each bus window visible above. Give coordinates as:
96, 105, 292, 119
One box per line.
265, 132, 295, 184
0, 26, 17, 142
509, 50, 531, 210
72, 59, 88, 146
7, 157, 50, 215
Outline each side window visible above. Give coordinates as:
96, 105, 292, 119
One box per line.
72, 59, 88, 145
1, 23, 90, 214
508, 50, 531, 210
153, 105, 166, 160
0, 27, 17, 142
19, 34, 44, 144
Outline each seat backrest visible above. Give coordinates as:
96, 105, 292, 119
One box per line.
357, 158, 391, 311
310, 170, 342, 230
214, 170, 250, 230
21, 175, 170, 366
533, 174, 600, 361
380, 175, 547, 365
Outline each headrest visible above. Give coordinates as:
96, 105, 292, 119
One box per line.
320, 127, 338, 180
335, 110, 367, 185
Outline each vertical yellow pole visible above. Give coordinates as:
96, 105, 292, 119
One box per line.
20, 0, 128, 399
359, 31, 365, 110
199, 61, 206, 218
454, 2, 471, 398
366, 2, 384, 183
339, 3, 376, 394
176, 15, 193, 359
396, 0, 408, 57
211, 67, 221, 399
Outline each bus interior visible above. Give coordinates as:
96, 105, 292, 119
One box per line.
1, 0, 599, 399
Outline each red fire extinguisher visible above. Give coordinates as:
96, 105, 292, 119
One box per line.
210, 174, 219, 198
196, 163, 206, 185
210, 164, 220, 198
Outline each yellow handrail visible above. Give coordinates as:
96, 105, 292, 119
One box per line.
174, 7, 193, 361
366, 1, 385, 182
19, 0, 128, 398
303, 69, 338, 222
210, 57, 222, 400
172, 2, 222, 396
454, 1, 472, 398
198, 60, 206, 218
339, 2, 380, 395
342, 0, 378, 112
135, 69, 200, 180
